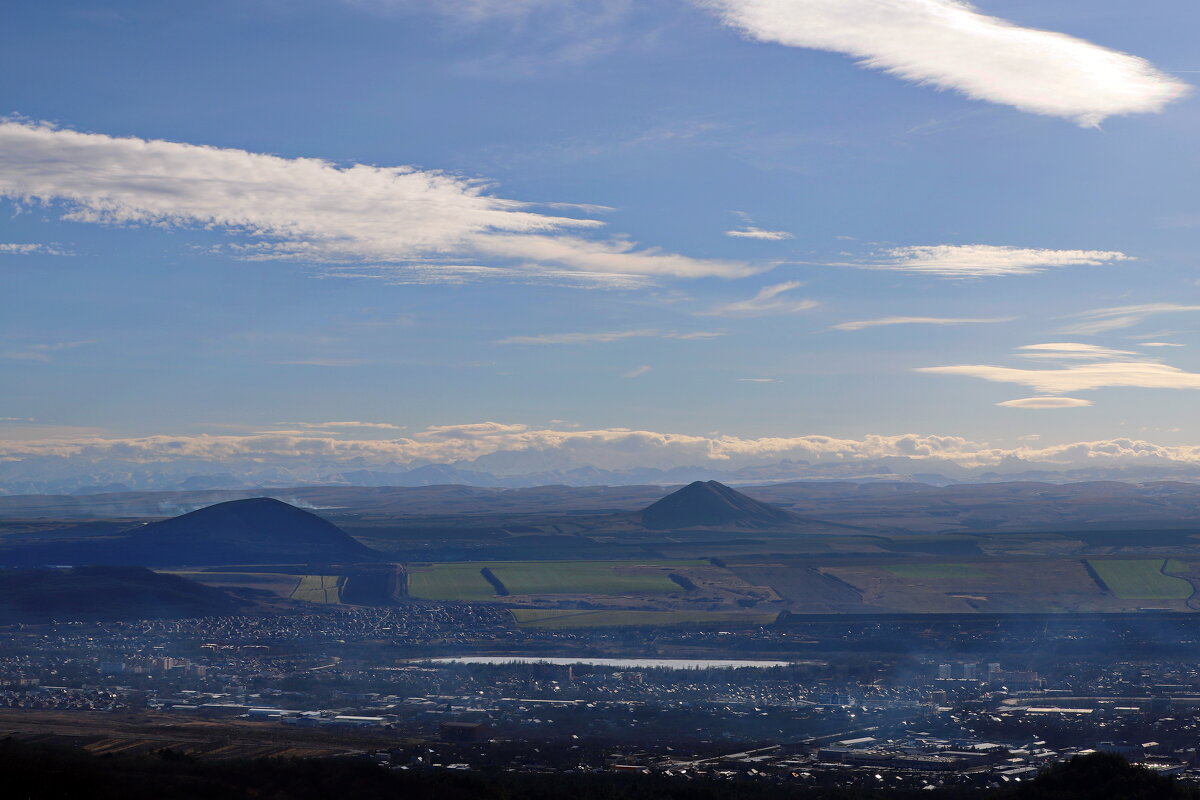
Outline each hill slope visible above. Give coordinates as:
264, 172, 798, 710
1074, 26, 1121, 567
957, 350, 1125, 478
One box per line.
0, 498, 380, 567
0, 566, 244, 622
640, 481, 799, 530
125, 497, 379, 565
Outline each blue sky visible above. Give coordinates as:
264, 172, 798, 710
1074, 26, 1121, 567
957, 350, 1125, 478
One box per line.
3, 0, 1200, 479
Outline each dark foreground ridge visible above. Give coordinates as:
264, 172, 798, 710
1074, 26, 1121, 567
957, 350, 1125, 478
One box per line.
0, 743, 1192, 800
0, 566, 243, 622
640, 480, 798, 530
0, 497, 381, 567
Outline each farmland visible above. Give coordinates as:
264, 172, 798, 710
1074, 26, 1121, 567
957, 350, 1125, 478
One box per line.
884, 563, 989, 579
494, 560, 696, 596
165, 571, 302, 599
289, 575, 344, 604
406, 560, 703, 602
729, 565, 864, 613
1087, 559, 1195, 600
821, 559, 1115, 613
510, 608, 778, 629
406, 564, 498, 602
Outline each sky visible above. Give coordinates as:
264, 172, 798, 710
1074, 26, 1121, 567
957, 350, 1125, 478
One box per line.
3, 0, 1200, 482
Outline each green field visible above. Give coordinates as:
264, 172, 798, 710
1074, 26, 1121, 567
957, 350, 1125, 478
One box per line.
290, 575, 344, 604
884, 563, 989, 579
407, 560, 702, 601
406, 564, 498, 602
511, 608, 778, 629
1088, 559, 1194, 600
495, 561, 696, 595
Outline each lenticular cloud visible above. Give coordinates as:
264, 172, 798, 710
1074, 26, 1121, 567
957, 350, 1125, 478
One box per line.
702, 0, 1189, 125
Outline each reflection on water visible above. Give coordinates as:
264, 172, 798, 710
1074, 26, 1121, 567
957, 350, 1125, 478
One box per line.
424, 656, 793, 669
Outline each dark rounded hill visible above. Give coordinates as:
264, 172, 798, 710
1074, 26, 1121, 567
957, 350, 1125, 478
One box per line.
640, 480, 799, 530
125, 497, 380, 566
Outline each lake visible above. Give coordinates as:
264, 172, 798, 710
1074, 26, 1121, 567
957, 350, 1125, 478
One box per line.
424, 656, 794, 669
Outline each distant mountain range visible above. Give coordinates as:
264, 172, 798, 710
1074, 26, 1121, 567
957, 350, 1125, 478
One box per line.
8, 479, 1200, 536
9, 454, 1200, 496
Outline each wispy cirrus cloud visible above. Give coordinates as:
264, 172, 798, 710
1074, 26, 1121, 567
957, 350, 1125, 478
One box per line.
0, 120, 754, 285
1060, 303, 1200, 335
725, 210, 793, 241
277, 420, 407, 432
830, 315, 1014, 332
1015, 342, 1139, 361
623, 365, 652, 378
0, 242, 69, 255
700, 0, 1189, 126
698, 280, 816, 316
997, 397, 1094, 409
725, 227, 793, 241
837, 245, 1132, 278
920, 342, 1200, 396
496, 329, 724, 345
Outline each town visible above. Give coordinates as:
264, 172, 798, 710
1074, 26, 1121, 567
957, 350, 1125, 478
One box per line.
5, 603, 1200, 790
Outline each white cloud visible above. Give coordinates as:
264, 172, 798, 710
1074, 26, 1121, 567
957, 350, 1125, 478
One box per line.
623, 365, 652, 378
497, 328, 723, 345
737, 377, 778, 382
278, 421, 407, 431
726, 227, 794, 241
830, 315, 1014, 332
841, 245, 1132, 278
12, 425, 1200, 474
1061, 303, 1200, 335
0, 243, 69, 255
699, 280, 817, 316
997, 397, 1094, 409
0, 120, 753, 284
700, 0, 1189, 126
1015, 342, 1139, 360
348, 0, 567, 18
919, 361, 1200, 394
1142, 342, 1184, 348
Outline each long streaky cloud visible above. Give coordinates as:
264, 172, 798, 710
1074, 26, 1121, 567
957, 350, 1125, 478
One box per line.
1016, 342, 1139, 361
725, 226, 793, 241
841, 245, 1132, 278
699, 280, 817, 316
919, 361, 1200, 394
701, 0, 1189, 126
1061, 303, 1200, 335
0, 120, 753, 283
831, 315, 1013, 332
0, 242, 68, 255
997, 397, 1093, 409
